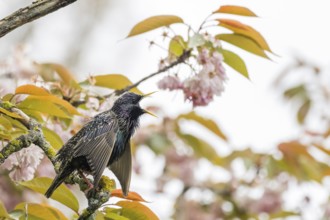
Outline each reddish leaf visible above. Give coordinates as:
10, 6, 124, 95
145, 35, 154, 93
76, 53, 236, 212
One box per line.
111, 189, 148, 202
218, 19, 272, 53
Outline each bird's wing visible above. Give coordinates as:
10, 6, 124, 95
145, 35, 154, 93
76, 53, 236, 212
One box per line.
74, 117, 118, 187
109, 141, 132, 196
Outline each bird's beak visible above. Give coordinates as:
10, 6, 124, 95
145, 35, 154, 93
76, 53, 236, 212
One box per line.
142, 91, 157, 98
143, 109, 157, 117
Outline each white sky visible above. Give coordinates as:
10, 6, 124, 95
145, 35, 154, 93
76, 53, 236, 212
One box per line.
1, 0, 330, 219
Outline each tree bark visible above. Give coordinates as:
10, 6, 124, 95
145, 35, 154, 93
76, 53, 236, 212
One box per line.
0, 0, 78, 38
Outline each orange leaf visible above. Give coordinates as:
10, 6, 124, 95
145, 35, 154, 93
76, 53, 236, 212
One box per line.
213, 5, 258, 17
116, 201, 159, 220
15, 84, 50, 96
218, 19, 272, 53
111, 189, 148, 202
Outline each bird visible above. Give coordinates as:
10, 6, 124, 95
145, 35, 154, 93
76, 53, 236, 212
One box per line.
45, 92, 155, 198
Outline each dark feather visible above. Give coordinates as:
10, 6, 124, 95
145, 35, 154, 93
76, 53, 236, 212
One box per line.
109, 141, 132, 196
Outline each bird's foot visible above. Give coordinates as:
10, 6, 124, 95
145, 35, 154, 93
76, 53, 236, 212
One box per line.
78, 170, 94, 193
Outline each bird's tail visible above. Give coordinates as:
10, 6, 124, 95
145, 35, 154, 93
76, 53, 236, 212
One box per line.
45, 167, 73, 198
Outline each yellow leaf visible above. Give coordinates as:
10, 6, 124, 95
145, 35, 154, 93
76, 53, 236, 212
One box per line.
0, 115, 13, 130
217, 33, 270, 59
14, 203, 68, 220
218, 19, 272, 53
221, 48, 249, 79
127, 15, 184, 38
213, 5, 258, 17
0, 107, 23, 119
111, 189, 148, 202
18, 98, 72, 119
169, 36, 186, 57
116, 201, 159, 220
29, 95, 79, 115
0, 201, 11, 219
88, 74, 142, 94
19, 177, 79, 212
178, 112, 227, 141
15, 84, 50, 96
42, 127, 64, 150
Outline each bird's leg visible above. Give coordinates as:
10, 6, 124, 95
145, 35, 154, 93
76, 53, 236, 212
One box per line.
78, 170, 94, 193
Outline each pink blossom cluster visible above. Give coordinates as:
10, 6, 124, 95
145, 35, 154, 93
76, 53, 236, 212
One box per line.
157, 48, 227, 107
1, 144, 44, 181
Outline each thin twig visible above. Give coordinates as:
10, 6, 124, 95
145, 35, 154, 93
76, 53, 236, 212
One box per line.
112, 49, 191, 97
0, 0, 78, 38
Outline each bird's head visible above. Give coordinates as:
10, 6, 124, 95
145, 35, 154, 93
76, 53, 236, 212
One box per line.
112, 92, 157, 118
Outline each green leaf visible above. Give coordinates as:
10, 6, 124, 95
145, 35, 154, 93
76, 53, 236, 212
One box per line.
86, 74, 142, 94
115, 201, 159, 220
188, 33, 205, 48
213, 5, 258, 17
14, 203, 68, 220
127, 15, 184, 38
297, 99, 311, 124
221, 48, 249, 79
19, 177, 79, 212
42, 126, 64, 150
177, 131, 223, 166
0, 201, 11, 219
217, 33, 269, 59
169, 35, 186, 57
38, 63, 81, 89
178, 112, 227, 140
217, 19, 272, 53
15, 84, 50, 96
283, 84, 306, 99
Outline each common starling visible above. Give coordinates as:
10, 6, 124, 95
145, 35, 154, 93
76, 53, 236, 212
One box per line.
45, 92, 154, 198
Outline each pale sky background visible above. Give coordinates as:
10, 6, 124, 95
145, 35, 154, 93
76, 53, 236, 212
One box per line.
1, 0, 330, 219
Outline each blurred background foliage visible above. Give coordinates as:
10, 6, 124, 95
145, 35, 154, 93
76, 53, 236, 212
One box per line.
1, 0, 330, 220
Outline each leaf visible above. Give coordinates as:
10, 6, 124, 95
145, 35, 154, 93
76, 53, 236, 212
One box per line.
221, 49, 249, 79
18, 97, 72, 119
177, 131, 223, 166
283, 84, 306, 99
178, 112, 227, 140
0, 201, 11, 219
111, 189, 148, 202
0, 115, 13, 130
297, 99, 311, 124
213, 5, 258, 17
0, 107, 23, 119
19, 177, 79, 212
42, 127, 64, 150
127, 15, 184, 38
14, 203, 68, 220
104, 210, 129, 220
39, 63, 81, 89
86, 74, 142, 94
15, 84, 50, 96
217, 33, 269, 59
115, 201, 159, 220
217, 19, 272, 53
188, 33, 205, 48
169, 35, 186, 57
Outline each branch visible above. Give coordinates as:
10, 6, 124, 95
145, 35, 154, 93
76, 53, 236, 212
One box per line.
0, 0, 78, 38
0, 101, 113, 219
0, 101, 57, 164
113, 49, 192, 96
